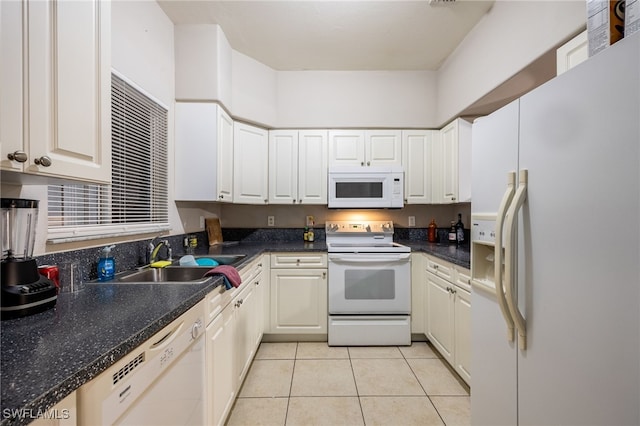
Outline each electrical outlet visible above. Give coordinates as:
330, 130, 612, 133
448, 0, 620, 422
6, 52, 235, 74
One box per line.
199, 216, 205, 229
408, 216, 416, 227
267, 216, 275, 227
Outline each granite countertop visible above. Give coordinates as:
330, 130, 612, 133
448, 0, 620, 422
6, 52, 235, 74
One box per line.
401, 240, 470, 269
0, 238, 467, 425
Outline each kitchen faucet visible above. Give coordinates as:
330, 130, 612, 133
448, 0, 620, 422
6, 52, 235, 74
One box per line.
148, 237, 172, 264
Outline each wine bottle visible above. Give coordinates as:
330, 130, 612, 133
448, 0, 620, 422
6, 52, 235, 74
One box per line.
456, 213, 465, 245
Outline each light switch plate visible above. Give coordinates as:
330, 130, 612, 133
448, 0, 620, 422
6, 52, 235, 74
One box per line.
408, 216, 416, 227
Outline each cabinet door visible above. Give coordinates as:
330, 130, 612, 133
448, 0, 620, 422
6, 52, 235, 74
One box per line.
402, 130, 435, 204
454, 286, 471, 385
27, 0, 111, 183
437, 120, 459, 203
365, 130, 402, 166
411, 253, 426, 334
234, 284, 256, 386
328, 130, 365, 166
298, 130, 328, 204
268, 130, 299, 204
557, 30, 588, 75
30, 391, 76, 426
425, 273, 454, 364
233, 123, 269, 204
206, 305, 236, 426
0, 0, 25, 173
217, 107, 234, 202
175, 103, 219, 201
270, 269, 327, 334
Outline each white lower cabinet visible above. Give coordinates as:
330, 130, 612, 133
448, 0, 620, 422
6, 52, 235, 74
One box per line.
424, 255, 471, 385
30, 392, 76, 426
410, 253, 426, 334
205, 255, 266, 426
206, 301, 235, 426
269, 253, 328, 335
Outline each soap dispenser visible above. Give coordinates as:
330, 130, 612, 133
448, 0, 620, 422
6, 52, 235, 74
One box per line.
97, 245, 116, 281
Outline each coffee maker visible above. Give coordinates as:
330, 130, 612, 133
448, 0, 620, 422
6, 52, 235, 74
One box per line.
1, 198, 57, 320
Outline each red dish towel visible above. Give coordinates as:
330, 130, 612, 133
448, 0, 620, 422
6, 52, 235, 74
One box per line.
204, 265, 242, 289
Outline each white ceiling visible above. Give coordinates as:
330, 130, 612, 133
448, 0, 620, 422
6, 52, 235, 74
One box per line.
158, 0, 495, 71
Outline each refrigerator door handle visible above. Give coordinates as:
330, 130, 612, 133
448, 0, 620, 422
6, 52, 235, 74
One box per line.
495, 171, 517, 342
504, 169, 528, 350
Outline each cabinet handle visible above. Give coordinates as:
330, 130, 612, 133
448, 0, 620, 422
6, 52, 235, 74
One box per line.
34, 156, 52, 167
322, 272, 326, 279
367, 161, 370, 166
7, 151, 27, 163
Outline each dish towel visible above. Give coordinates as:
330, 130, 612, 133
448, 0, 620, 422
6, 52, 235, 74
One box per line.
204, 265, 242, 290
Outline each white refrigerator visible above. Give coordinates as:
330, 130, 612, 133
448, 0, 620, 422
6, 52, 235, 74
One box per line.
470, 33, 640, 426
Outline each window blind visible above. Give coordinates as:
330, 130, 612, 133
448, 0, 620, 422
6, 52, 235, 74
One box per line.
47, 74, 169, 243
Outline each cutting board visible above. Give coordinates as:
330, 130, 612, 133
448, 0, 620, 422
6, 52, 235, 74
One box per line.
205, 218, 223, 246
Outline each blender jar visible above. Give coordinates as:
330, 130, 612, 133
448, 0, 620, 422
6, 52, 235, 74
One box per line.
1, 198, 39, 260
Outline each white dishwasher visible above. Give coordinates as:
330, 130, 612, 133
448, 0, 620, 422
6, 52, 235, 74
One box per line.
78, 300, 205, 425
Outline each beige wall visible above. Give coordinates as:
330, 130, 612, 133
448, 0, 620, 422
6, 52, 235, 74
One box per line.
218, 203, 471, 231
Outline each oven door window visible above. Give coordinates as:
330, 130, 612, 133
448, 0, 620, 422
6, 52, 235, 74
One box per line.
345, 269, 395, 299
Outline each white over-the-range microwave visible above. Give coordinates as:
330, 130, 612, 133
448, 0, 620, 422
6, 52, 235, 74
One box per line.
327, 165, 404, 208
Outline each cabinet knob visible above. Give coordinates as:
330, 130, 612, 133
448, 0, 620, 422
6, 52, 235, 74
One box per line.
34, 156, 52, 167
264, 199, 268, 204
7, 151, 27, 163
367, 161, 370, 166
219, 194, 224, 199
322, 272, 326, 279
360, 161, 364, 166
452, 197, 456, 201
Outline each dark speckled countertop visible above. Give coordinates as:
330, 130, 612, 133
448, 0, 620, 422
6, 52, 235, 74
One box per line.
0, 238, 469, 425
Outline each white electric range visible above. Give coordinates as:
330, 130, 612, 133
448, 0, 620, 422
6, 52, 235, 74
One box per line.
325, 221, 411, 346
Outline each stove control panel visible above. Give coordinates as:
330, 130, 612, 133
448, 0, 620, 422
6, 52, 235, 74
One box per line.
325, 221, 394, 234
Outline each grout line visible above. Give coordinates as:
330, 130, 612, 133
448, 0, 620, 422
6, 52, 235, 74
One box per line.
283, 342, 298, 426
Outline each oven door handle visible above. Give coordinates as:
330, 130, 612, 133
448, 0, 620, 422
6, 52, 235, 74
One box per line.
328, 253, 411, 263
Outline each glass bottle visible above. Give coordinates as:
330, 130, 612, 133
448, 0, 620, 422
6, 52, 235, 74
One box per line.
455, 213, 465, 245
448, 221, 457, 244
427, 219, 437, 243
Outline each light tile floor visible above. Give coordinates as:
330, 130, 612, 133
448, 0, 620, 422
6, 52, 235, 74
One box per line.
226, 342, 470, 426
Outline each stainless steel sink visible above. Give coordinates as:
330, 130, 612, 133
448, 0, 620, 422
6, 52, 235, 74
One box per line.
171, 254, 247, 267
114, 267, 212, 284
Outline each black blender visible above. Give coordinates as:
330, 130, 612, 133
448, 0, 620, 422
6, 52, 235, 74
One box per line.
1, 198, 57, 320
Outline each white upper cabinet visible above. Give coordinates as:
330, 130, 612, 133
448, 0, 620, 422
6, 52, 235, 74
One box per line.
365, 130, 402, 166
328, 130, 402, 167
557, 30, 588, 75
269, 130, 328, 204
433, 118, 471, 204
402, 130, 436, 204
1, 0, 111, 183
298, 130, 329, 204
234, 123, 269, 204
328, 130, 365, 166
175, 103, 234, 202
269, 130, 299, 204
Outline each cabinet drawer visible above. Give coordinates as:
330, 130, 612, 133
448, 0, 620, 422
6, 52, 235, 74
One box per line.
204, 285, 226, 325
426, 256, 453, 281
455, 266, 472, 293
270, 253, 327, 268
